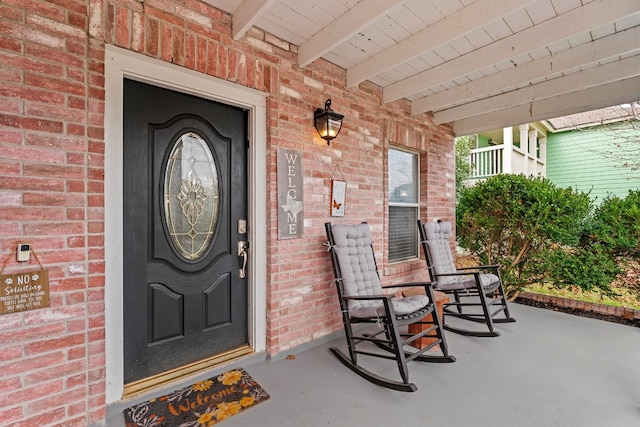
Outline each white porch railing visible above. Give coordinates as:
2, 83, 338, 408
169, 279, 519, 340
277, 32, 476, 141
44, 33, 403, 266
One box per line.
466, 124, 547, 182
469, 145, 503, 179
468, 145, 546, 181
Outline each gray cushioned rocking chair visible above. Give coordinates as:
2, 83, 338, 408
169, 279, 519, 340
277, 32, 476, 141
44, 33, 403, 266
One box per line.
325, 222, 455, 392
418, 220, 516, 337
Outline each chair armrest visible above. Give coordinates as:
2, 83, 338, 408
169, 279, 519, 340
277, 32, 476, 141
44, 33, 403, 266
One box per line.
381, 282, 435, 289
343, 294, 393, 301
433, 271, 480, 277
457, 264, 500, 271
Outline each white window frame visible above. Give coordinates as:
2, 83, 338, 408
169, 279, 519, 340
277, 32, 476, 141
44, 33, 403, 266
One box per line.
388, 147, 420, 263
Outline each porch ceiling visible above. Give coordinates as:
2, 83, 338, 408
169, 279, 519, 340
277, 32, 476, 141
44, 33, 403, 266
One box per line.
204, 0, 640, 136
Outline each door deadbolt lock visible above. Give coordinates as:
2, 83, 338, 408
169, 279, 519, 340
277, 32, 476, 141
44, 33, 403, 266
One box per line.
238, 219, 247, 234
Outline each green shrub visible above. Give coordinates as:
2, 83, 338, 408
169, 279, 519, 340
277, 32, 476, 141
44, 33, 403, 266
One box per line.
533, 246, 621, 292
455, 136, 474, 201
582, 190, 640, 257
456, 174, 592, 293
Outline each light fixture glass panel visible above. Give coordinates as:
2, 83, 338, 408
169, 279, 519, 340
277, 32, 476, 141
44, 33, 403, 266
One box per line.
328, 117, 342, 137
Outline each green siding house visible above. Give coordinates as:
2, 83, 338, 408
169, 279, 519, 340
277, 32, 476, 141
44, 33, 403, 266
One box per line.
546, 121, 640, 203
466, 104, 640, 204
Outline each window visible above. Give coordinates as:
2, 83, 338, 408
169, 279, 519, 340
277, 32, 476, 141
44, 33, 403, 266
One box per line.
388, 148, 419, 262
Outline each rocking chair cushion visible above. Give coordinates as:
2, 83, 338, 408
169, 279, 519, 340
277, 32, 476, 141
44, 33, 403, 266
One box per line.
418, 219, 515, 338
436, 273, 501, 292
349, 294, 430, 318
331, 223, 430, 318
325, 221, 456, 391
423, 221, 500, 292
423, 221, 457, 275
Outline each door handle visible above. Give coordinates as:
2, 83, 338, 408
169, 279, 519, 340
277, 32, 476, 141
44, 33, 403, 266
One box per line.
237, 241, 248, 279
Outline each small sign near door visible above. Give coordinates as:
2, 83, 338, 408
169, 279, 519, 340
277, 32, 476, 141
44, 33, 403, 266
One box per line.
277, 148, 304, 239
0, 270, 50, 315
0, 245, 50, 316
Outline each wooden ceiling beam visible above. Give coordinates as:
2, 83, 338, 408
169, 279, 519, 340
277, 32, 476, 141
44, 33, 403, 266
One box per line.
232, 0, 277, 40
412, 26, 640, 115
434, 54, 640, 124
346, 0, 532, 88
297, 0, 405, 68
383, 0, 640, 103
452, 76, 640, 136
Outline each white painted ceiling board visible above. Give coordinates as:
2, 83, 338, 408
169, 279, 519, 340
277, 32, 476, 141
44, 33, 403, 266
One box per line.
430, 0, 467, 18
418, 51, 444, 68
199, 0, 640, 134
336, 0, 360, 9
617, 12, 640, 30
448, 36, 476, 56
264, 3, 320, 39
465, 28, 494, 49
411, 26, 640, 115
483, 19, 514, 41
503, 7, 534, 32
232, 0, 277, 40
621, 50, 640, 60
434, 54, 640, 124
529, 46, 551, 60
257, 16, 305, 45
453, 76, 640, 135
354, 24, 395, 53
374, 17, 412, 43
386, 5, 426, 34
409, 0, 447, 26
433, 44, 461, 62
550, 0, 583, 15
568, 32, 594, 47
524, 0, 557, 24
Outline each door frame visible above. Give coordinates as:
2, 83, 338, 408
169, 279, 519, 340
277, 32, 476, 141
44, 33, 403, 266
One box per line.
104, 45, 267, 403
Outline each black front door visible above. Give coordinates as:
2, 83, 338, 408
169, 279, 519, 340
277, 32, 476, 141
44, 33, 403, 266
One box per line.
123, 79, 248, 383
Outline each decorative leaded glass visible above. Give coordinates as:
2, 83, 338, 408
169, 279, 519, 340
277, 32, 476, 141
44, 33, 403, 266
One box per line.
164, 132, 219, 260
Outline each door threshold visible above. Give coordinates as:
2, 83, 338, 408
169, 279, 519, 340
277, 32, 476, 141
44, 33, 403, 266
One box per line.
122, 345, 254, 398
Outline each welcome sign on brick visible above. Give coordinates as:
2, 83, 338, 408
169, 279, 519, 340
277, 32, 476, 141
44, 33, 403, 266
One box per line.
277, 148, 304, 239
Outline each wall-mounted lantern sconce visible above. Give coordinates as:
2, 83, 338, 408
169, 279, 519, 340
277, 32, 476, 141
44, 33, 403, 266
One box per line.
314, 99, 343, 144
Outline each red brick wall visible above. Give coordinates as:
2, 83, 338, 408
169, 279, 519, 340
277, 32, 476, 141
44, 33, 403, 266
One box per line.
0, 0, 455, 425
1, 0, 106, 425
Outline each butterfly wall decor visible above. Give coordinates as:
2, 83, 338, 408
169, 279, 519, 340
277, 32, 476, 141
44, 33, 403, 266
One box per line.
330, 180, 346, 217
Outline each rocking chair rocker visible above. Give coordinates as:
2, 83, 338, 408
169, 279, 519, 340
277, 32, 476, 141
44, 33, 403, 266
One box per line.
325, 222, 455, 392
417, 220, 516, 337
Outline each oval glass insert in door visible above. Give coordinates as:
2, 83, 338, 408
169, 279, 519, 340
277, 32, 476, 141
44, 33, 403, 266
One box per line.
164, 132, 219, 261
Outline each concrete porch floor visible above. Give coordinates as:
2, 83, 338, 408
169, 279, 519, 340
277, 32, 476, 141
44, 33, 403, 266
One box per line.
107, 303, 640, 426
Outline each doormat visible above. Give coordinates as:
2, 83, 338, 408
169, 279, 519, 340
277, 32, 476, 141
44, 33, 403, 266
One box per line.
124, 368, 270, 426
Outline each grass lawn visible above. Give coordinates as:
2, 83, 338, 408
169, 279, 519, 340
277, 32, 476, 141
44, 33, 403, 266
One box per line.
521, 258, 640, 310
458, 254, 640, 311
522, 282, 640, 310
